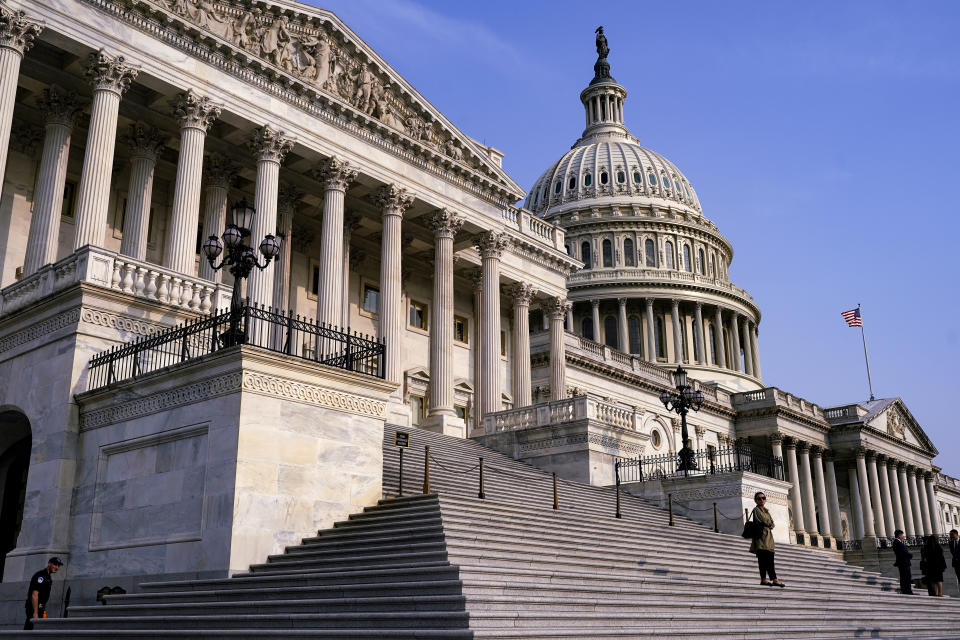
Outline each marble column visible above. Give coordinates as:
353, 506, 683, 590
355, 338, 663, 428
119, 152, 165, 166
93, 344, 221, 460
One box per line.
855, 448, 876, 540
925, 473, 941, 535
470, 269, 484, 429
751, 323, 762, 379
670, 299, 682, 363
545, 297, 570, 401
342, 214, 361, 327
376, 185, 414, 386
887, 459, 905, 534
617, 298, 628, 352
0, 5, 42, 194
645, 298, 656, 362
769, 433, 783, 461
23, 86, 83, 275
272, 185, 300, 314
693, 302, 706, 365
876, 455, 896, 538
162, 91, 221, 274
824, 451, 843, 539
591, 299, 601, 342
713, 306, 726, 368
848, 468, 865, 540
914, 469, 933, 536
314, 156, 357, 325
798, 443, 819, 536
784, 439, 806, 535
899, 463, 917, 537
866, 452, 887, 537
73, 50, 139, 250
743, 319, 756, 376
565, 305, 573, 333
811, 446, 832, 539
118, 123, 165, 261
421, 209, 465, 434
198, 154, 235, 283
247, 126, 294, 309
509, 282, 537, 407
475, 232, 510, 415
729, 312, 742, 372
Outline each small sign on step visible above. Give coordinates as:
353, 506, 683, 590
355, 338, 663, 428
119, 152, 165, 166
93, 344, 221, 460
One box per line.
395, 431, 410, 448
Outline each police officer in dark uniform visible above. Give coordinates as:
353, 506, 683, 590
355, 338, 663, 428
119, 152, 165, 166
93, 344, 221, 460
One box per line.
23, 557, 62, 630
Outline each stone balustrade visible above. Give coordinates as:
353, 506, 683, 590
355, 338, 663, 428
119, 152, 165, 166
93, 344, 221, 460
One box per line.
481, 394, 644, 434
731, 386, 826, 421
822, 404, 866, 422
567, 267, 755, 306
0, 246, 232, 318
501, 205, 566, 252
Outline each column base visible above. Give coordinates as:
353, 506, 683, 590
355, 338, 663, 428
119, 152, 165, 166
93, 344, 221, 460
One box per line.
791, 530, 807, 545
385, 397, 411, 427
420, 413, 466, 438
861, 535, 879, 550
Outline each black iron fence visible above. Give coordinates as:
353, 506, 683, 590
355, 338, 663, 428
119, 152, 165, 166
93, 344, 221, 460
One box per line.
616, 446, 784, 483
87, 302, 385, 390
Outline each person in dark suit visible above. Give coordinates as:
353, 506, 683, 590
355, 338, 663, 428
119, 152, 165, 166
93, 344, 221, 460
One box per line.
920, 535, 947, 597
949, 529, 959, 586
892, 529, 913, 595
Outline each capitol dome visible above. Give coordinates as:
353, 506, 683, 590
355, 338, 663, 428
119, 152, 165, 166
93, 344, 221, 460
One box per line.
531, 29, 763, 393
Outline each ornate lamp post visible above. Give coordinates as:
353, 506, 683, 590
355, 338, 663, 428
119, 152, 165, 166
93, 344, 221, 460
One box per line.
658, 366, 704, 474
201, 198, 281, 346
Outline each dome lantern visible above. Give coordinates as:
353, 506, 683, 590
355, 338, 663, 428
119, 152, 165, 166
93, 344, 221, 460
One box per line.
580, 27, 630, 141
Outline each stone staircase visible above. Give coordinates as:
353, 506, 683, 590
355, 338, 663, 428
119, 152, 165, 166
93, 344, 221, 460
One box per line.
4, 423, 960, 639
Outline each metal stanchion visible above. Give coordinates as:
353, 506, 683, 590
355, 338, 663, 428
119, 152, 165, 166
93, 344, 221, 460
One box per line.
744, 507, 749, 523
422, 445, 430, 494
615, 461, 622, 519
668, 493, 674, 526
552, 472, 559, 510
713, 502, 719, 533
478, 457, 486, 499
398, 447, 404, 496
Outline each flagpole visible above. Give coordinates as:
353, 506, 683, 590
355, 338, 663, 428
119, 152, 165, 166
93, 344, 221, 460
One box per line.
858, 303, 875, 401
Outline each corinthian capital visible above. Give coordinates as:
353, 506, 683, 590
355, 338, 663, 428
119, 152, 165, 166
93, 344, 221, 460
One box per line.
428, 208, 464, 239
314, 156, 357, 191
543, 296, 572, 320
202, 153, 236, 189
278, 184, 304, 216
124, 122, 166, 160
172, 89, 221, 131
85, 49, 139, 95
36, 85, 84, 128
507, 282, 538, 306
375, 184, 414, 216
0, 4, 42, 55
474, 230, 511, 259
249, 125, 295, 164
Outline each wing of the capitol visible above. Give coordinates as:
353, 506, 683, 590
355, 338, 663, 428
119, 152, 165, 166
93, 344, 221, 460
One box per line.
0, 0, 958, 633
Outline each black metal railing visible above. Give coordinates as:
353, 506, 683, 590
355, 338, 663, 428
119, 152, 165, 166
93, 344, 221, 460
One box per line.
87, 302, 385, 390
616, 446, 785, 482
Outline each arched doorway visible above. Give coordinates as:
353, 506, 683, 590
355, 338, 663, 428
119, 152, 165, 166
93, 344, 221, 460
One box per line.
0, 409, 31, 581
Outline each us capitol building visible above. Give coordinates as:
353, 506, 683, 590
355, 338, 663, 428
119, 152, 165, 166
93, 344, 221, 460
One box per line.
0, 0, 958, 622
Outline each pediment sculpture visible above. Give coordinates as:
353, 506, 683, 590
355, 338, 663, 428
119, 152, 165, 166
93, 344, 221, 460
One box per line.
886, 407, 906, 439
152, 0, 472, 166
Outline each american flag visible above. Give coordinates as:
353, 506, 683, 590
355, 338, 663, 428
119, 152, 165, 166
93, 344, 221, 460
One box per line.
841, 307, 862, 328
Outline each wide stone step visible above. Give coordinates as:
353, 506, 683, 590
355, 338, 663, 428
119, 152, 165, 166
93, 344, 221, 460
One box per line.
249, 550, 449, 573
300, 522, 446, 546
5, 630, 473, 639
269, 540, 446, 563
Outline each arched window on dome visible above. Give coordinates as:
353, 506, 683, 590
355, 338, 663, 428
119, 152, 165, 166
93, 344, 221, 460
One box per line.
633, 170, 642, 184
711, 254, 717, 278
697, 248, 705, 274
623, 238, 635, 266
581, 241, 592, 269
648, 173, 658, 187
584, 173, 592, 187
554, 180, 562, 194
582, 317, 594, 341
665, 241, 675, 269
709, 325, 717, 364
617, 171, 626, 184
628, 315, 642, 356
655, 315, 666, 360
602, 239, 613, 267
645, 239, 657, 267
604, 316, 618, 349
600, 171, 608, 185
683, 245, 692, 272
568, 176, 577, 190
662, 175, 671, 191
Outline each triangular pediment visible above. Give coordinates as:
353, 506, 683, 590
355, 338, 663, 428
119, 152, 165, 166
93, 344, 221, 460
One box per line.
868, 398, 938, 455
140, 0, 522, 197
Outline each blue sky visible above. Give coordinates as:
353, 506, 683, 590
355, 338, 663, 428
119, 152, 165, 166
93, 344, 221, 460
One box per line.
311, 0, 960, 471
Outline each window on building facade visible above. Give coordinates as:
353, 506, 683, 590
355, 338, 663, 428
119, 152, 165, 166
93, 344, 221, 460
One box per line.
604, 316, 618, 349
633, 170, 642, 183
709, 325, 717, 364
410, 396, 425, 426
568, 176, 577, 190
602, 239, 613, 267
628, 315, 641, 355
648, 172, 657, 186
655, 315, 666, 359
584, 173, 592, 187
665, 241, 675, 269
409, 300, 428, 330
624, 238, 635, 266
683, 245, 692, 272
455, 405, 467, 422
454, 315, 468, 343
600, 171, 608, 185
652, 429, 662, 449
645, 239, 656, 267
581, 241, 592, 269
554, 180, 562, 194
583, 317, 594, 341
711, 254, 717, 278
617, 171, 625, 183
697, 249, 705, 274
362, 284, 380, 315
310, 262, 320, 298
